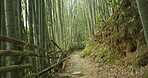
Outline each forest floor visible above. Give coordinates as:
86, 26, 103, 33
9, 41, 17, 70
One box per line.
56, 51, 146, 78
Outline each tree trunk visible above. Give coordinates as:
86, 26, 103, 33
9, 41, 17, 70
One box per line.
1, 0, 7, 77
0, 0, 1, 77
4, 0, 18, 78
29, 0, 34, 45
136, 0, 148, 46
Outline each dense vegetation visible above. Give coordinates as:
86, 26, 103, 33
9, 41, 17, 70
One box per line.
80, 0, 148, 77
0, 0, 148, 78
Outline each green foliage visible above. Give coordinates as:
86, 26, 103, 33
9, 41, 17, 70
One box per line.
18, 64, 24, 70
81, 41, 86, 48
96, 17, 103, 25
77, 73, 86, 77
89, 47, 117, 66
97, 48, 108, 55
81, 33, 89, 48
80, 46, 94, 58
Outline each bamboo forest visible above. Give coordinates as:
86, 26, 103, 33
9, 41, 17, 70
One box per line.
0, 0, 148, 78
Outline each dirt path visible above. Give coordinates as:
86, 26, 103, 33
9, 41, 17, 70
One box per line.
59, 50, 146, 78
64, 50, 100, 78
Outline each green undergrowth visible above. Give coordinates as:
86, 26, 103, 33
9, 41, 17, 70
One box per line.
80, 45, 118, 66
80, 44, 148, 68
92, 48, 117, 66
80, 46, 94, 58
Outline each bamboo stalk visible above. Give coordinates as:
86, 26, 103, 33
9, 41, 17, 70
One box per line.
0, 50, 37, 56
0, 35, 46, 52
23, 57, 68, 78
0, 50, 60, 58
0, 64, 32, 73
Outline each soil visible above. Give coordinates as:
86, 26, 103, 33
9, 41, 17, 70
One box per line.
64, 50, 100, 78
59, 51, 147, 78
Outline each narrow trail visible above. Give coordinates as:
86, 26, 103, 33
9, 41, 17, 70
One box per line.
64, 50, 100, 78
58, 50, 145, 78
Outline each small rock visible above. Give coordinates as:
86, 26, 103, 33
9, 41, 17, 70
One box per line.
73, 71, 82, 75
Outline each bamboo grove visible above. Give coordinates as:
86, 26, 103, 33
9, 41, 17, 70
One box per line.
0, 0, 148, 78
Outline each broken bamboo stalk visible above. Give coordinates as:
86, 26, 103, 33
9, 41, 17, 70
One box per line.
37, 58, 67, 76
23, 57, 68, 78
0, 50, 37, 56
0, 50, 60, 58
0, 35, 46, 52
0, 64, 32, 73
51, 40, 61, 49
